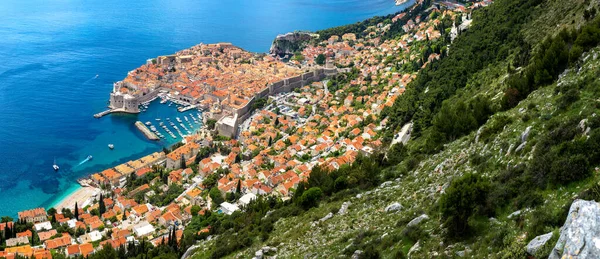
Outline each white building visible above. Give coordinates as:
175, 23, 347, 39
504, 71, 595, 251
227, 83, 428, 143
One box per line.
238, 193, 257, 207
78, 230, 103, 244
34, 221, 52, 232
133, 221, 155, 237
219, 202, 240, 215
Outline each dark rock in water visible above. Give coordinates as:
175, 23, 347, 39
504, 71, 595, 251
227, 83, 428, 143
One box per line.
550, 199, 600, 258
270, 32, 317, 57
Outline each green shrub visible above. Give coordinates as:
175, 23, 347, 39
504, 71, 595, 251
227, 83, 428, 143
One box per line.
439, 173, 490, 239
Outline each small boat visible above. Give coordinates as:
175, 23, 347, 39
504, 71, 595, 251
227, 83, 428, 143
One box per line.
176, 117, 182, 123
53, 158, 59, 171
155, 118, 161, 121
87, 155, 93, 160
145, 121, 151, 126
108, 144, 114, 150
160, 99, 167, 104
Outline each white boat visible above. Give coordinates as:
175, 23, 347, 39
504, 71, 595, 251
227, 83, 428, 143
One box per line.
160, 99, 167, 104
87, 155, 93, 160
145, 121, 151, 126
176, 117, 182, 123
53, 158, 59, 171
155, 118, 161, 121
108, 144, 114, 150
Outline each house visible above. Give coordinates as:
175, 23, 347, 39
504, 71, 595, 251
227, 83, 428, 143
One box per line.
5, 236, 29, 247
34, 221, 52, 232
219, 202, 239, 215
78, 230, 102, 244
158, 210, 183, 227
45, 233, 72, 250
165, 142, 200, 170
37, 229, 58, 242
16, 230, 32, 239
238, 193, 257, 207
132, 221, 155, 237
18, 208, 46, 223
67, 243, 94, 257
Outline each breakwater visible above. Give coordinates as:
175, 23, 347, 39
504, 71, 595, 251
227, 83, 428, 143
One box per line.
135, 121, 159, 140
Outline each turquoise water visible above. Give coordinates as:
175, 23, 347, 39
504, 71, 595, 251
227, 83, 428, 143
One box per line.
0, 0, 413, 217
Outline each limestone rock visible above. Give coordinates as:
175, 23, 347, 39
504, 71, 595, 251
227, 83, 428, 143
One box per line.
407, 214, 429, 227
507, 210, 522, 219
549, 199, 600, 259
255, 250, 264, 259
526, 232, 553, 255
351, 250, 363, 259
380, 181, 393, 188
521, 126, 532, 142
385, 202, 403, 213
515, 141, 527, 153
339, 202, 351, 215
407, 241, 420, 257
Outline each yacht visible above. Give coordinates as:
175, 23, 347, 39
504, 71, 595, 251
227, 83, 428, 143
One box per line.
108, 144, 114, 150
53, 158, 59, 171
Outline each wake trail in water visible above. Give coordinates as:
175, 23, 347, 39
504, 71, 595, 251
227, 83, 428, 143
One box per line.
74, 156, 92, 167
82, 74, 99, 85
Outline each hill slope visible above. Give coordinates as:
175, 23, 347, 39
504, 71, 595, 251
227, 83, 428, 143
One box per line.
187, 0, 600, 258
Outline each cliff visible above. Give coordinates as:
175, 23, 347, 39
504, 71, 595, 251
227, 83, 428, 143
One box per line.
269, 32, 317, 57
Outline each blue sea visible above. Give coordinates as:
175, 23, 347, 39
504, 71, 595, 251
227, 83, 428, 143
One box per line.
0, 0, 413, 217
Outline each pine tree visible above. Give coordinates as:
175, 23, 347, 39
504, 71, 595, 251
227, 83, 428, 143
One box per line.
74, 202, 79, 220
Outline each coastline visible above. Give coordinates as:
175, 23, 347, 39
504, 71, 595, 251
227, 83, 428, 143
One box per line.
48, 110, 204, 212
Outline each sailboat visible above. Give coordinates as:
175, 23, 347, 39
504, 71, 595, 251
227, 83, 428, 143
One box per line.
53, 158, 59, 171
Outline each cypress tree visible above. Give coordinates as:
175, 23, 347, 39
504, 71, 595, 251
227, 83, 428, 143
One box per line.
99, 193, 106, 215
74, 202, 79, 220
180, 155, 187, 169
236, 180, 241, 194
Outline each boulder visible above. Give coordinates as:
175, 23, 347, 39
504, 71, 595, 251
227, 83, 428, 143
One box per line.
407, 241, 420, 257
549, 199, 600, 259
255, 250, 263, 259
407, 214, 429, 228
515, 141, 527, 153
521, 126, 532, 143
380, 181, 393, 188
385, 202, 403, 213
351, 250, 363, 259
507, 210, 521, 219
526, 232, 553, 255
339, 202, 351, 215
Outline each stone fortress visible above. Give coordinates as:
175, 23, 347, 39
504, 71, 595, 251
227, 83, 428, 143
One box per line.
106, 42, 338, 137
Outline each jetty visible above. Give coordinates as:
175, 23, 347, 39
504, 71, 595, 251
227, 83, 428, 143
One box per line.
135, 121, 160, 140
94, 110, 112, 118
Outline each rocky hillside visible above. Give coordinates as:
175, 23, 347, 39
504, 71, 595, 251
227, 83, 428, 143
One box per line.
187, 0, 600, 258
268, 32, 317, 57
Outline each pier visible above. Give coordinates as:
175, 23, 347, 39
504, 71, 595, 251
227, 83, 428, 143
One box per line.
178, 105, 198, 112
135, 121, 160, 141
94, 110, 112, 118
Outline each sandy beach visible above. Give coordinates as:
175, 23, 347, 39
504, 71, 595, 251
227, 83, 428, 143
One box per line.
52, 186, 101, 211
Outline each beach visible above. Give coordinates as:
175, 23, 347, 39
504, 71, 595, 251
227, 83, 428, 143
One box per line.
51, 186, 100, 211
